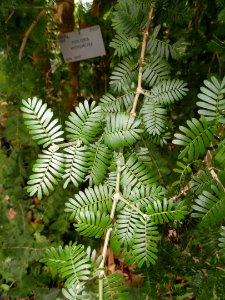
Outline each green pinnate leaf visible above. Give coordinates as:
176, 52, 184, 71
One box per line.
65, 185, 113, 219
27, 146, 65, 199
173, 117, 216, 162
65, 100, 102, 144
88, 141, 113, 186
100, 272, 129, 300
104, 113, 143, 148
21, 97, 64, 147
62, 143, 89, 188
132, 219, 159, 267
146, 198, 188, 224
41, 242, 91, 287
75, 211, 111, 238
192, 183, 225, 226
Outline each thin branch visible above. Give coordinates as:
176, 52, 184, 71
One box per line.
210, 167, 225, 191
58, 140, 81, 148
19, 9, 46, 60
130, 5, 155, 116
98, 227, 112, 300
47, 140, 82, 152
5, 11, 15, 24
172, 146, 225, 201
114, 192, 148, 219
171, 165, 225, 202
98, 149, 124, 299
5, 246, 42, 251
171, 182, 192, 201
142, 89, 154, 98
98, 5, 155, 297
99, 150, 123, 270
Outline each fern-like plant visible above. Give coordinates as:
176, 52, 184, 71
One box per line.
20, 0, 225, 299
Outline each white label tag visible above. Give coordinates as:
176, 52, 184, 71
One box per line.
58, 25, 106, 63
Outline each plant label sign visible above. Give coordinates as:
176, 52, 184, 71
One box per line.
58, 25, 106, 63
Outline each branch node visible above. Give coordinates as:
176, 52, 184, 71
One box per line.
108, 227, 113, 233
130, 110, 136, 117
48, 144, 59, 152
98, 270, 105, 278
113, 193, 121, 202
136, 86, 144, 94
129, 5, 154, 117
116, 157, 124, 166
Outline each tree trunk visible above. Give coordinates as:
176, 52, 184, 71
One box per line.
56, 0, 80, 110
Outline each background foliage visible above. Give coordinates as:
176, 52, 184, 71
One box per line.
1, 0, 225, 299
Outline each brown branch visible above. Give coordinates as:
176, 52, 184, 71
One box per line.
171, 150, 225, 202
171, 167, 225, 200
56, 0, 82, 110
130, 5, 155, 116
171, 182, 192, 201
98, 149, 124, 299
209, 168, 225, 191
98, 150, 124, 274
19, 9, 46, 61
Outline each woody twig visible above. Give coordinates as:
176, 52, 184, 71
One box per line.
19, 9, 46, 60
130, 5, 155, 116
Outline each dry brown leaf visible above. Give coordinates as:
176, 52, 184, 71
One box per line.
8, 208, 17, 219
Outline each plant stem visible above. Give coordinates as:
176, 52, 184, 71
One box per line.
114, 193, 148, 219
98, 5, 155, 298
54, 136, 104, 151
99, 277, 103, 300
115, 149, 124, 194
48, 140, 81, 152
58, 140, 81, 148
98, 149, 123, 299
130, 4, 155, 116
19, 9, 46, 60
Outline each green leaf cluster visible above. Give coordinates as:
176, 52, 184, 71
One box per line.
16, 0, 225, 299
